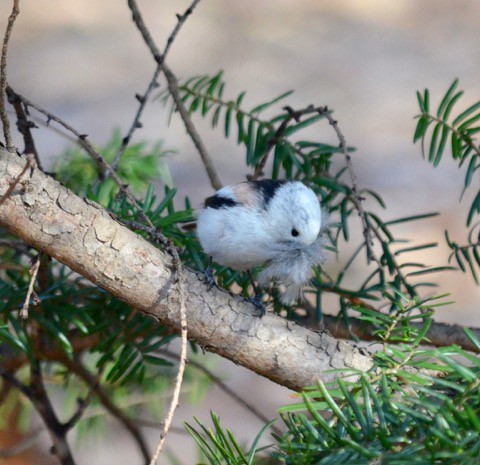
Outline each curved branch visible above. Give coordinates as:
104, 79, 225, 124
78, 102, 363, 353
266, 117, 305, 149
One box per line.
0, 149, 372, 392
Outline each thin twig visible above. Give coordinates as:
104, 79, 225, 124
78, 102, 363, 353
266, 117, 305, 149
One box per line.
62, 357, 106, 432
162, 0, 202, 59
0, 152, 34, 207
0, 0, 19, 152
19, 253, 41, 319
0, 367, 34, 401
149, 284, 187, 465
127, 0, 162, 58
112, 0, 203, 171
127, 0, 222, 190
120, 227, 188, 462
111, 67, 161, 170
317, 106, 382, 268
159, 349, 283, 436
162, 64, 222, 189
6, 86, 41, 168
29, 363, 76, 465
63, 358, 151, 464
6, 87, 154, 226
114, 5, 199, 451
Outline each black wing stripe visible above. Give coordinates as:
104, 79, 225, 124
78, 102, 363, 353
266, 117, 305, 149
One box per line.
204, 194, 238, 209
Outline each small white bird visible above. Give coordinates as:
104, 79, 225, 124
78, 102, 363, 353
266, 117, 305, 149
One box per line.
196, 179, 325, 310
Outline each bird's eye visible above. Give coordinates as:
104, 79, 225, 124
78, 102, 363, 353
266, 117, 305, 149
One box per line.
291, 228, 299, 237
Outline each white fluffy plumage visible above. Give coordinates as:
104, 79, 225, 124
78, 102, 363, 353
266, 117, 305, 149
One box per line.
196, 179, 325, 305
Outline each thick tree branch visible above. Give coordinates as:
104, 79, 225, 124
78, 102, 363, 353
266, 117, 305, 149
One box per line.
318, 314, 480, 353
0, 149, 372, 392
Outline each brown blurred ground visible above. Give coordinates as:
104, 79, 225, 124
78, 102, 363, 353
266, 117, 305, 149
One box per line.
1, 1, 480, 464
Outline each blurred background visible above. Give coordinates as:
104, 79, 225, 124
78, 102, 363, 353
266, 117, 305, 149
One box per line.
2, 0, 480, 463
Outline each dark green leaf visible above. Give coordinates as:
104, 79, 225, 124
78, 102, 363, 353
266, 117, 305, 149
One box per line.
384, 212, 438, 226
205, 71, 224, 96
464, 155, 477, 188
463, 327, 480, 352
452, 100, 480, 126
246, 119, 256, 165
458, 112, 480, 132
437, 79, 459, 118
143, 355, 173, 367
416, 90, 425, 112
212, 105, 222, 128
224, 104, 232, 138
467, 190, 480, 226
451, 131, 462, 159
406, 266, 455, 277
236, 111, 245, 144
424, 88, 430, 113
434, 124, 450, 166
428, 122, 441, 164
284, 114, 324, 137
413, 115, 429, 143
235, 91, 246, 108
250, 90, 294, 114
442, 91, 464, 121
395, 242, 438, 256
461, 247, 479, 284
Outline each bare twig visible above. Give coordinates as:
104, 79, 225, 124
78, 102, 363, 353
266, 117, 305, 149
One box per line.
0, 367, 34, 400
62, 357, 106, 433
120, 6, 200, 455
111, 67, 161, 170
6, 86, 41, 168
0, 152, 34, 207
122, 214, 191, 463
19, 253, 41, 319
0, 0, 19, 152
63, 358, 150, 464
149, 283, 187, 465
162, 64, 222, 189
6, 87, 155, 226
162, 0, 202, 60
127, 0, 162, 59
159, 349, 283, 436
317, 106, 382, 268
127, 0, 222, 190
29, 363, 76, 465
112, 0, 203, 171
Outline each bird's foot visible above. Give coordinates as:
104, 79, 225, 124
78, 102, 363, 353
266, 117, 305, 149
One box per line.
247, 295, 266, 317
204, 262, 217, 290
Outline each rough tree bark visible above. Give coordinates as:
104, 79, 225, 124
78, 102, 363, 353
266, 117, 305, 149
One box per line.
0, 148, 372, 391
